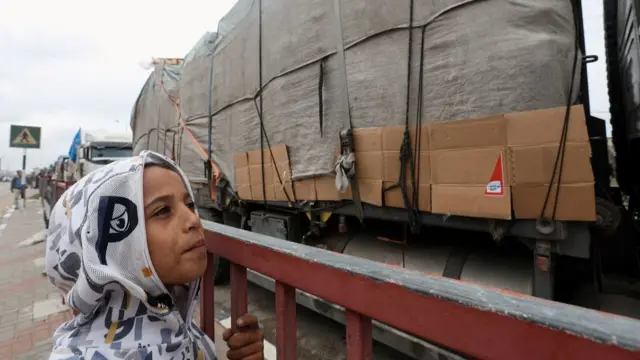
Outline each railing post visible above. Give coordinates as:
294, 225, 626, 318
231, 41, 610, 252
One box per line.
275, 281, 297, 360
200, 252, 216, 340
346, 311, 372, 360
230, 263, 248, 332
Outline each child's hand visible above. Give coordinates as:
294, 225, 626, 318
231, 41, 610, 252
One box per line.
222, 313, 264, 360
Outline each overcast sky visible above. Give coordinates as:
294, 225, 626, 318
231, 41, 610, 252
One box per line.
0, 1, 611, 172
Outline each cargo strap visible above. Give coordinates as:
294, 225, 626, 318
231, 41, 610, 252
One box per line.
538, 2, 580, 229
331, 0, 364, 223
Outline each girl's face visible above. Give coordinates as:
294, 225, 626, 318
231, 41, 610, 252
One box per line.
142, 165, 207, 285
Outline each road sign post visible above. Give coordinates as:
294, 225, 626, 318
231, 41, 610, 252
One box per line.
9, 125, 41, 171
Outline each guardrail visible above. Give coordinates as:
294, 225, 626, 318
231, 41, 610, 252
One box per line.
200, 220, 640, 360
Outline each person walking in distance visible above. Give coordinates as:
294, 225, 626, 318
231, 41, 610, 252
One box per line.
21, 174, 28, 208
10, 170, 26, 210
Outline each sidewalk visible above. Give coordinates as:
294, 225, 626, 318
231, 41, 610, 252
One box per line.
0, 194, 72, 360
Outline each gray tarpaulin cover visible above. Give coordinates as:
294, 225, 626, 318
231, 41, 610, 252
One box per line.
130, 0, 580, 188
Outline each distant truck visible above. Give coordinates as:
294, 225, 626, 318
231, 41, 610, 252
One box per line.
71, 130, 133, 181
54, 155, 72, 181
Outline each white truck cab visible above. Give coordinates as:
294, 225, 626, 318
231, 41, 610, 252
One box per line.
74, 131, 133, 180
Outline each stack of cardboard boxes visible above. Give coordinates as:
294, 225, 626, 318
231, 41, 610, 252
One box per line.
233, 105, 596, 221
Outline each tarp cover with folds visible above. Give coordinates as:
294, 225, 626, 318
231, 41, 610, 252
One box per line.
130, 0, 580, 187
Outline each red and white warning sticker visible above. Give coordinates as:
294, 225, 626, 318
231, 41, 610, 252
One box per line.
485, 153, 504, 196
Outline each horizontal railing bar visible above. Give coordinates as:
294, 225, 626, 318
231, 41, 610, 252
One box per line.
202, 220, 640, 360
246, 270, 465, 360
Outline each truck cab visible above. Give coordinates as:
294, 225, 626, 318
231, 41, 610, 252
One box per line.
74, 131, 133, 180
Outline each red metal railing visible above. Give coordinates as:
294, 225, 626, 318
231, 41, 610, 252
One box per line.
34, 176, 640, 358
201, 220, 640, 360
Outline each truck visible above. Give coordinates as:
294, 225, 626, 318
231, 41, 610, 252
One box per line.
42, 0, 640, 358
70, 130, 133, 181
40, 131, 132, 228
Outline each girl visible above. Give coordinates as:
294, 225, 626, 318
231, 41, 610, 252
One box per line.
45, 150, 263, 359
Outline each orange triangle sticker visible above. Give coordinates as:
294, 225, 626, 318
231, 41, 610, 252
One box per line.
485, 153, 504, 196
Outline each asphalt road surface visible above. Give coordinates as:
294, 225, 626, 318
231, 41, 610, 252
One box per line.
213, 282, 414, 360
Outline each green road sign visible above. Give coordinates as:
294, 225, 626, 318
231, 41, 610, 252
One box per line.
9, 125, 41, 149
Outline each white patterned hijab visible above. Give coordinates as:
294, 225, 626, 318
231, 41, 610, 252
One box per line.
44, 150, 216, 359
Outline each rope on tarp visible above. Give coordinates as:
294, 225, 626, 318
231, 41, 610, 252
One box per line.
537, 1, 581, 230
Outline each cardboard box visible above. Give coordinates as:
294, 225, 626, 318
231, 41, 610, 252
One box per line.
294, 178, 316, 200
380, 126, 431, 211
351, 128, 384, 205
273, 161, 294, 202
236, 185, 252, 200
315, 176, 341, 201
233, 152, 252, 200
235, 127, 433, 210
311, 128, 385, 205
431, 148, 511, 219
511, 184, 596, 221
232, 105, 593, 222
248, 149, 273, 166
429, 105, 595, 221
270, 145, 294, 202
237, 146, 285, 201
320, 126, 432, 209
430, 114, 511, 219
382, 182, 430, 212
